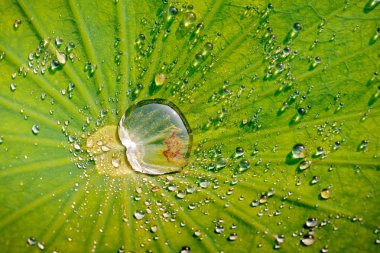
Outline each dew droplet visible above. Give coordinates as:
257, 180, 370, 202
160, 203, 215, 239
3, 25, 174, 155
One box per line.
169, 6, 178, 16
10, 83, 17, 92
180, 246, 191, 253
183, 12, 196, 28
292, 144, 307, 159
133, 211, 145, 220
26, 237, 36, 246
320, 188, 331, 200
0, 51, 5, 61
50, 59, 60, 71
311, 176, 319, 185
299, 160, 311, 171
66, 42, 75, 53
214, 225, 224, 234
32, 125, 40, 135
305, 217, 318, 228
311, 56, 321, 69
118, 99, 191, 175
150, 225, 158, 233
293, 23, 302, 32
236, 159, 250, 173
111, 157, 121, 168
228, 233, 238, 241
275, 234, 285, 244
234, 147, 244, 157
301, 234, 314, 246
154, 73, 167, 86
315, 147, 324, 157
358, 140, 369, 151
37, 242, 45, 251
14, 19, 22, 30
55, 37, 63, 47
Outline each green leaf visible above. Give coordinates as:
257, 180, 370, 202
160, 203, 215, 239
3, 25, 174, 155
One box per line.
1, 0, 379, 252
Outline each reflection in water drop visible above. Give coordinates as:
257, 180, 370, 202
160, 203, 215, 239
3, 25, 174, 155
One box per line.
119, 99, 192, 175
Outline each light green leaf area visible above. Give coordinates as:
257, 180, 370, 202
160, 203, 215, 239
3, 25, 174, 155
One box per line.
0, 0, 379, 252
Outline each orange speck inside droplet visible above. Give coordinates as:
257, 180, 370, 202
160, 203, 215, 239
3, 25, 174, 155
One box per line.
163, 130, 185, 166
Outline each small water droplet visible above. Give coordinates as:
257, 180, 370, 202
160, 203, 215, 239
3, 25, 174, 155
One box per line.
301, 234, 314, 246
183, 12, 196, 28
14, 19, 22, 30
0, 51, 5, 61
169, 6, 178, 16
299, 160, 311, 171
10, 83, 16, 92
292, 144, 307, 159
321, 245, 329, 252
275, 234, 285, 244
234, 147, 244, 157
358, 140, 369, 151
66, 42, 76, 53
150, 225, 158, 233
315, 147, 324, 157
133, 211, 145, 220
26, 237, 36, 246
154, 73, 167, 86
311, 176, 319, 185
111, 157, 121, 168
32, 125, 40, 135
320, 188, 331, 200
193, 230, 201, 237
180, 246, 191, 253
305, 217, 318, 228
228, 233, 238, 241
37, 242, 45, 251
50, 59, 60, 71
55, 37, 63, 47
311, 56, 321, 69
236, 159, 250, 173
214, 225, 224, 234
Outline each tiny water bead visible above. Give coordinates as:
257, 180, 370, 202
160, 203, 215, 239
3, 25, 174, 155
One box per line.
292, 143, 307, 159
154, 73, 167, 86
298, 160, 311, 170
118, 99, 191, 175
31, 125, 40, 135
305, 217, 318, 228
320, 188, 331, 200
301, 234, 315, 246
182, 11, 196, 28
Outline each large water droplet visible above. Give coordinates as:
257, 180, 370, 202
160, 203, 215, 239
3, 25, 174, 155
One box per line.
118, 99, 191, 175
